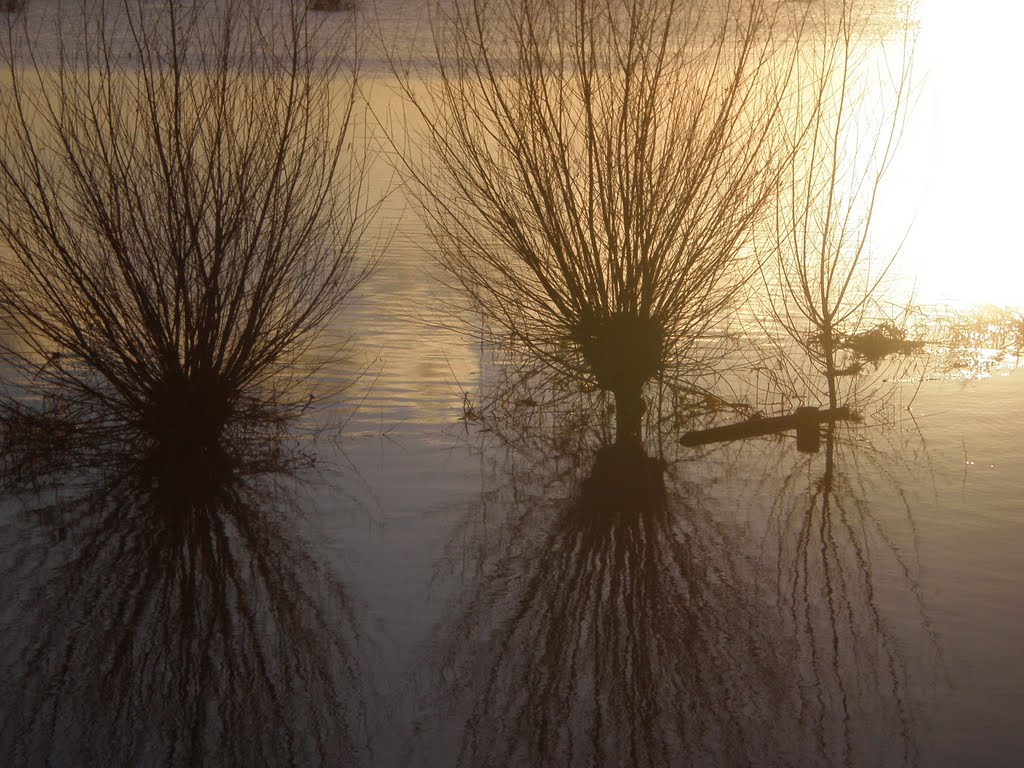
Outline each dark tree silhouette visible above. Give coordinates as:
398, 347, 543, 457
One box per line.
392, 0, 819, 445
0, 0, 373, 459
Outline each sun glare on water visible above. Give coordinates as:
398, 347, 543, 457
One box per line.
884, 0, 1024, 309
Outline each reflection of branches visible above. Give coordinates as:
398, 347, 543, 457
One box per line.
759, 424, 937, 767
423, 440, 798, 767
0, 457, 369, 767
423, 397, 940, 766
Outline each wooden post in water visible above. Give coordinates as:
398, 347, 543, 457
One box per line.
795, 406, 821, 453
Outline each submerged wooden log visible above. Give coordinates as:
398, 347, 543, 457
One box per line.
679, 406, 856, 451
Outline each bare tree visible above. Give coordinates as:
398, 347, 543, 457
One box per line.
0, 0, 372, 459
392, 0, 811, 445
759, 1, 916, 412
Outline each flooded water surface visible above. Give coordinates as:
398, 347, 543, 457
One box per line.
2, 1, 1023, 766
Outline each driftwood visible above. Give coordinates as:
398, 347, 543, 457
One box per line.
307, 0, 356, 10
680, 406, 856, 453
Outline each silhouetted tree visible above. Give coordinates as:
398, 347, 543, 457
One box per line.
393, 0, 815, 445
0, 0, 372, 459
759, 0, 916, 412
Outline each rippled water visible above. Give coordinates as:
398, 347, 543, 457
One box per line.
3, 1, 1024, 766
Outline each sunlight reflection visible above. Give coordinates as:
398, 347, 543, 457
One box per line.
886, 0, 1024, 308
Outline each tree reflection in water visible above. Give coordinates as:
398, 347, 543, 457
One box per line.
0, 449, 368, 766
759, 423, 936, 767
421, 429, 793, 766
421, 413, 933, 767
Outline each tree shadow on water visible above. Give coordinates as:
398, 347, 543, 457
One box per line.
0, 443, 371, 767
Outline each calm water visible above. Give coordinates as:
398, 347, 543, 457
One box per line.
3, 1, 1024, 766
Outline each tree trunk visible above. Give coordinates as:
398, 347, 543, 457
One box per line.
614, 384, 644, 448
823, 325, 839, 411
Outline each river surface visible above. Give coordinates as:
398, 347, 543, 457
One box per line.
2, 1, 1023, 766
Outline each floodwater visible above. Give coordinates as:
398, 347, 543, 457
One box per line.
3, 1, 1024, 766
